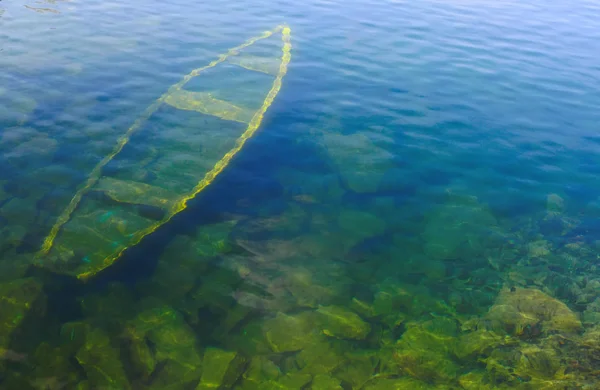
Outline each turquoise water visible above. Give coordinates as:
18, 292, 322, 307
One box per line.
2, 0, 600, 388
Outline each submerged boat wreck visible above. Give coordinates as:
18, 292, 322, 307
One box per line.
36, 25, 292, 280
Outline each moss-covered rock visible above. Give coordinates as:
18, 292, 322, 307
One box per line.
458, 371, 496, 390
262, 373, 312, 389
263, 311, 322, 353
126, 305, 203, 388
332, 350, 380, 389
196, 348, 246, 390
30, 342, 81, 389
311, 374, 342, 390
295, 339, 347, 375
75, 327, 131, 390
361, 377, 435, 390
316, 305, 371, 340
371, 279, 455, 323
238, 356, 281, 390
528, 239, 551, 258
392, 319, 460, 383
485, 287, 582, 336
454, 329, 510, 360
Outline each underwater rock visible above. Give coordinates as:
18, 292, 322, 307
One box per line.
283, 263, 352, 309
127, 305, 203, 388
0, 278, 46, 348
196, 348, 246, 390
485, 287, 582, 336
320, 131, 394, 194
371, 279, 454, 326
80, 282, 136, 330
333, 350, 380, 388
295, 339, 347, 376
31, 343, 80, 389
454, 329, 510, 360
262, 373, 312, 389
337, 209, 386, 250
392, 319, 460, 383
513, 344, 562, 380
546, 193, 565, 214
361, 377, 437, 390
311, 374, 342, 390
263, 311, 323, 353
316, 305, 371, 340
0, 196, 37, 229
224, 320, 272, 357
422, 193, 498, 261
276, 167, 345, 204
582, 297, 600, 326
239, 356, 281, 390
194, 219, 238, 257
75, 327, 131, 390
527, 239, 551, 258
458, 371, 496, 390
1, 127, 56, 170
136, 234, 209, 306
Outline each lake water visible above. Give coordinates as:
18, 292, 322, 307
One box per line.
2, 0, 600, 388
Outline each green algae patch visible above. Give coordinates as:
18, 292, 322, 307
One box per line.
263, 311, 323, 353
392, 319, 461, 383
332, 350, 381, 389
485, 287, 582, 336
263, 373, 312, 389
422, 193, 498, 261
316, 305, 371, 340
311, 374, 343, 390
75, 328, 131, 390
196, 347, 246, 390
362, 377, 438, 390
454, 329, 510, 360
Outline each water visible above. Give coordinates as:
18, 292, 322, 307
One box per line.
2, 0, 600, 388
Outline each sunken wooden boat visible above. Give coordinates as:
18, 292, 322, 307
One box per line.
37, 26, 292, 280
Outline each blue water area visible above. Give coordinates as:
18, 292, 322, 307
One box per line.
1, 0, 600, 388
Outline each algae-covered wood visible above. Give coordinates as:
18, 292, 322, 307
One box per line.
36, 26, 292, 279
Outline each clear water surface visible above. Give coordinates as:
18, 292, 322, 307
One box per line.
1, 0, 600, 388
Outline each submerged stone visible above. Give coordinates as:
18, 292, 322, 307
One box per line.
361, 377, 433, 390
422, 193, 497, 261
126, 305, 203, 388
196, 347, 246, 390
316, 305, 371, 340
454, 329, 509, 360
546, 193, 565, 214
263, 311, 322, 353
0, 278, 46, 347
239, 356, 281, 390
75, 328, 131, 390
393, 320, 460, 383
320, 131, 394, 194
333, 350, 380, 389
311, 374, 342, 390
485, 287, 582, 335
295, 339, 347, 375
263, 373, 312, 389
